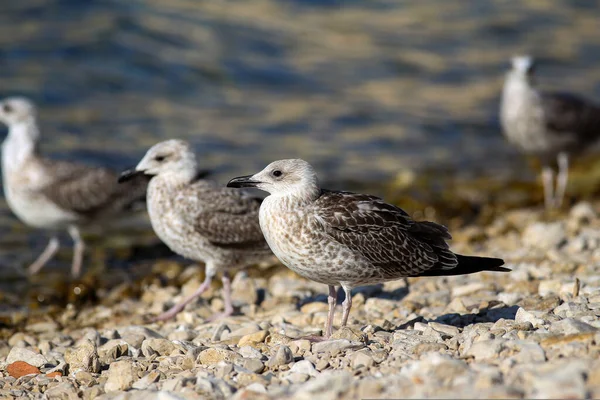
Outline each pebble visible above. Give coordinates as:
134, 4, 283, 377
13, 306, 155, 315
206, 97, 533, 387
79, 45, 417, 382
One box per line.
312, 339, 364, 354
6, 347, 48, 368
64, 339, 100, 374
267, 345, 294, 367
104, 360, 139, 392
6, 361, 40, 378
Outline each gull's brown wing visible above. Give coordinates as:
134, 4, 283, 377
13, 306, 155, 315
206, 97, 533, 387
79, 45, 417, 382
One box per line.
313, 190, 457, 278
39, 158, 148, 219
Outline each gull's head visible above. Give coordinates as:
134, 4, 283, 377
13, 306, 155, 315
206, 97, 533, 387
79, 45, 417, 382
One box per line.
0, 97, 36, 127
227, 159, 320, 199
509, 55, 536, 77
119, 139, 197, 183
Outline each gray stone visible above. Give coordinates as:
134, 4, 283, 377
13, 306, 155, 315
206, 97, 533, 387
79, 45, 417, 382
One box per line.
289, 359, 319, 377
267, 345, 294, 367
522, 222, 566, 250
6, 347, 48, 368
312, 339, 364, 354
351, 350, 375, 369
549, 318, 598, 335
64, 339, 100, 374
132, 370, 161, 390
104, 360, 139, 392
141, 338, 177, 357
515, 308, 546, 328
44, 381, 79, 400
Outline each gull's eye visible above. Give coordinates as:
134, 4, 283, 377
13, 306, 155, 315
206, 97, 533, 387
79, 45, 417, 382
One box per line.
272, 170, 283, 178
155, 155, 166, 162
2, 104, 12, 113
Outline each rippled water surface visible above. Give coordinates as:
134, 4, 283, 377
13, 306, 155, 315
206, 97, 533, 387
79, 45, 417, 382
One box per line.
1, 0, 600, 279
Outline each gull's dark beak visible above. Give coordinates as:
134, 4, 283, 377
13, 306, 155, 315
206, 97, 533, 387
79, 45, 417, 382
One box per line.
118, 168, 144, 183
227, 175, 260, 188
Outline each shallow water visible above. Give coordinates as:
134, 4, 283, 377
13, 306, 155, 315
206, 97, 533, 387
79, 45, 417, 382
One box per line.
1, 0, 600, 280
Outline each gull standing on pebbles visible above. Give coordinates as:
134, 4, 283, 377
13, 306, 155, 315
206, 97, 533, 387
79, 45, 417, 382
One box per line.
119, 139, 273, 321
228, 159, 509, 338
0, 97, 148, 278
501, 55, 600, 209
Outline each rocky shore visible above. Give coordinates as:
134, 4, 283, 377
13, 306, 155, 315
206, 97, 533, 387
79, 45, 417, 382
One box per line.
1, 201, 600, 399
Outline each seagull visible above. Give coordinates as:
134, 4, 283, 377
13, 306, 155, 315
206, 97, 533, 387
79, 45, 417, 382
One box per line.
119, 139, 273, 321
500, 55, 600, 209
0, 97, 148, 278
227, 159, 509, 338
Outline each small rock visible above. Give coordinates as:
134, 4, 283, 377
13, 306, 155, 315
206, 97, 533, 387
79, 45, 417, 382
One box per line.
515, 308, 546, 328
25, 320, 59, 334
266, 345, 294, 367
465, 339, 504, 360
6, 361, 40, 378
238, 330, 268, 347
211, 323, 230, 342
6, 347, 48, 368
289, 359, 319, 377
550, 318, 598, 335
330, 326, 367, 343
141, 338, 176, 357
231, 271, 258, 306
452, 282, 487, 297
199, 348, 240, 365
64, 339, 100, 374
538, 280, 562, 296
44, 382, 79, 400
428, 322, 460, 337
239, 358, 265, 374
351, 351, 374, 369
104, 360, 138, 392
132, 370, 161, 390
522, 222, 566, 250
312, 339, 364, 354
300, 302, 329, 314
245, 382, 267, 393
238, 346, 264, 360
569, 202, 596, 223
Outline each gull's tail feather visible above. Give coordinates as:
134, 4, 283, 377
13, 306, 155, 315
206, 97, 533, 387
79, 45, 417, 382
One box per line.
419, 254, 509, 277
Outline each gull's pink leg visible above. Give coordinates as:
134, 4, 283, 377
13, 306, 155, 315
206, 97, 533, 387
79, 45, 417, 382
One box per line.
324, 285, 338, 337
555, 152, 569, 208
68, 226, 85, 278
207, 272, 234, 321
152, 274, 213, 322
541, 166, 555, 210
340, 286, 353, 327
28, 237, 60, 275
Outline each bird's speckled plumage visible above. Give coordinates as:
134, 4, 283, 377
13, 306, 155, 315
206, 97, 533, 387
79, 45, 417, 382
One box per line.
227, 159, 507, 337
0, 97, 148, 277
500, 56, 600, 208
146, 169, 270, 269
125, 139, 272, 321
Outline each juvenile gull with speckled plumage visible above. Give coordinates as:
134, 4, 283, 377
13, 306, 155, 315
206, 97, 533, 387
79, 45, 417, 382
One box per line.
501, 55, 600, 209
228, 159, 508, 338
0, 97, 148, 277
119, 139, 273, 321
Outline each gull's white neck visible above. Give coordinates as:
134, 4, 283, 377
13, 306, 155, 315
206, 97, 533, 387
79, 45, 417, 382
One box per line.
2, 119, 40, 174
503, 72, 536, 100
265, 184, 321, 211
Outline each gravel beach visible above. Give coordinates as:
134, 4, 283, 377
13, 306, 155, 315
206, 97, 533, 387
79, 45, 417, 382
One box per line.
1, 200, 600, 399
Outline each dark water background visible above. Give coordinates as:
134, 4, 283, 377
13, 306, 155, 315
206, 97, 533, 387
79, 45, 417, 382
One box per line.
1, 0, 600, 282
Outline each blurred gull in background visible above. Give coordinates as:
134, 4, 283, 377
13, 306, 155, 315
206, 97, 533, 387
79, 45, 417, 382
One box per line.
0, 97, 148, 278
500, 55, 600, 209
